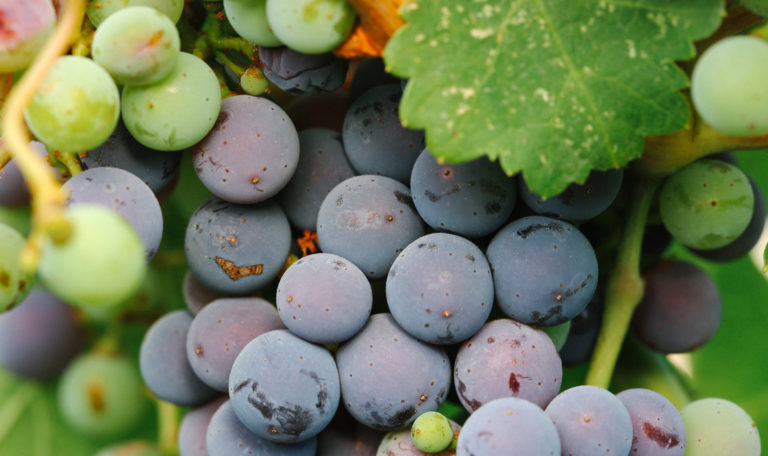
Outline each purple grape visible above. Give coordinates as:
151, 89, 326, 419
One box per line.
0, 141, 52, 206
228, 329, 340, 443
178, 396, 227, 456
185, 197, 291, 295
275, 128, 357, 232
410, 148, 517, 238
0, 290, 80, 379
276, 253, 372, 344
186, 297, 285, 391
456, 397, 560, 456
139, 310, 217, 406
336, 314, 451, 431
616, 388, 686, 455
486, 216, 598, 326
206, 400, 317, 456
317, 408, 384, 456
386, 233, 493, 344
64, 167, 163, 262
632, 259, 722, 353
453, 319, 562, 412
342, 84, 425, 183
81, 119, 181, 194
545, 385, 633, 456
317, 175, 425, 279
192, 95, 300, 204
519, 168, 624, 222
260, 46, 348, 96
348, 58, 400, 101
559, 294, 603, 366
182, 270, 226, 315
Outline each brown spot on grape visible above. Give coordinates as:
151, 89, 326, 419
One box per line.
214, 257, 263, 280
642, 422, 680, 448
87, 380, 105, 413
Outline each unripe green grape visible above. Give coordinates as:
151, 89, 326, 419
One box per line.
691, 35, 768, 136
91, 6, 180, 86
0, 0, 55, 72
121, 52, 222, 151
86, 0, 184, 27
95, 441, 162, 456
58, 353, 148, 438
38, 205, 147, 308
681, 398, 760, 456
240, 67, 270, 96
0, 223, 33, 312
24, 56, 120, 152
223, 0, 283, 47
659, 160, 754, 250
410, 411, 454, 453
266, 0, 356, 54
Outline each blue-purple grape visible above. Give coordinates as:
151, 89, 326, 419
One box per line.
486, 216, 598, 326
228, 329, 340, 443
456, 397, 560, 456
260, 46, 348, 96
206, 400, 318, 456
276, 253, 372, 344
139, 310, 218, 406
632, 259, 722, 353
178, 396, 227, 456
342, 84, 425, 184
64, 167, 163, 262
349, 58, 400, 101
182, 270, 226, 315
186, 297, 285, 391
545, 385, 633, 456
317, 408, 384, 456
453, 319, 562, 411
560, 294, 603, 366
317, 175, 424, 279
0, 290, 79, 379
616, 388, 686, 455
192, 95, 299, 205
410, 148, 517, 238
335, 314, 451, 431
386, 233, 493, 344
275, 128, 357, 231
185, 197, 291, 295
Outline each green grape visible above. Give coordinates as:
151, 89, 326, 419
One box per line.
659, 159, 754, 250
681, 398, 760, 456
266, 0, 356, 54
95, 441, 163, 456
91, 6, 180, 86
121, 52, 222, 151
410, 411, 454, 453
58, 353, 148, 439
0, 0, 55, 72
38, 205, 146, 308
223, 0, 283, 47
542, 320, 571, 351
24, 56, 120, 152
691, 35, 768, 136
86, 0, 184, 27
0, 223, 32, 312
240, 67, 269, 95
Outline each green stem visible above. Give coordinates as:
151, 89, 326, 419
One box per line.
585, 174, 660, 388
157, 399, 180, 454
53, 150, 83, 177
214, 50, 244, 76
210, 37, 254, 58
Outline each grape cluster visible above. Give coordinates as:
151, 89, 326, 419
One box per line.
0, 1, 766, 455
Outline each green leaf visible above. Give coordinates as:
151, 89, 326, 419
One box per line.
384, 0, 724, 197
741, 0, 768, 17
0, 370, 97, 456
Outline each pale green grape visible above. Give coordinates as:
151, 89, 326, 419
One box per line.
410, 411, 454, 453
91, 6, 180, 86
0, 0, 55, 72
542, 320, 571, 351
122, 52, 222, 151
38, 205, 146, 308
0, 223, 32, 312
681, 398, 760, 456
240, 67, 269, 95
223, 0, 283, 47
691, 36, 768, 136
266, 0, 356, 54
659, 159, 754, 250
58, 353, 148, 438
24, 56, 120, 152
86, 0, 184, 26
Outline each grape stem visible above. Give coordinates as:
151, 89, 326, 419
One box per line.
156, 399, 180, 454
1, 0, 85, 271
52, 150, 83, 177
585, 174, 660, 388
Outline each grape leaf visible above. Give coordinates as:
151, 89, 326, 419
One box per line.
741, 0, 768, 17
384, 0, 724, 197
0, 369, 97, 456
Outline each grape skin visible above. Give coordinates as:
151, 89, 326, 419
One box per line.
86, 0, 184, 26
177, 396, 227, 456
223, 0, 282, 47
186, 297, 285, 392
453, 319, 562, 411
376, 418, 460, 456
317, 408, 385, 456
681, 398, 761, 456
616, 388, 686, 456
0, 0, 55, 72
260, 46, 349, 96
265, 0, 356, 54
0, 223, 32, 312
182, 270, 226, 315
228, 330, 340, 443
